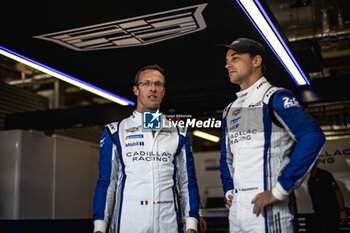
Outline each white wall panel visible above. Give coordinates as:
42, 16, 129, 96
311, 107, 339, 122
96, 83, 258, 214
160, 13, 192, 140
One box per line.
53, 135, 98, 219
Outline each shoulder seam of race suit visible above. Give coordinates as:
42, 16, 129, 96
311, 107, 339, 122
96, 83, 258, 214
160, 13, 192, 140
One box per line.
105, 122, 120, 136
262, 86, 283, 128
176, 124, 188, 138
223, 101, 234, 119
262, 86, 282, 104
220, 101, 234, 195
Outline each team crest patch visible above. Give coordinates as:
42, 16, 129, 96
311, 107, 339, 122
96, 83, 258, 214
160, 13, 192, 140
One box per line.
232, 109, 241, 116
125, 126, 141, 133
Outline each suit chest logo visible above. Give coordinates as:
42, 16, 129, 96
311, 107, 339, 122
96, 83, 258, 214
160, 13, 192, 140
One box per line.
125, 151, 172, 163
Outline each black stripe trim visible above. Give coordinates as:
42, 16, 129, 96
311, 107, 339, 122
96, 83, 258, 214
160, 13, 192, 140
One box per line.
223, 102, 234, 119
268, 92, 283, 128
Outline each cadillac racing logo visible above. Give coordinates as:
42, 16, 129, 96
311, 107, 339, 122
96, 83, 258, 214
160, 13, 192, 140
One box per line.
126, 151, 172, 162
34, 4, 207, 51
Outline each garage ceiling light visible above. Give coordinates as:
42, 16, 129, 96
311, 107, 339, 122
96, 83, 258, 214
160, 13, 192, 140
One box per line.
193, 130, 220, 143
236, 0, 310, 86
0, 46, 135, 106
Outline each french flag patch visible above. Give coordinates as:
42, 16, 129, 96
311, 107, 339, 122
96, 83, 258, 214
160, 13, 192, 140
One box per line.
141, 200, 148, 205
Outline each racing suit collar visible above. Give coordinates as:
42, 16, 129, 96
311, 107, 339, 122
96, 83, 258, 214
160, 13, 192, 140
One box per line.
131, 110, 142, 123
133, 110, 142, 116
236, 76, 267, 99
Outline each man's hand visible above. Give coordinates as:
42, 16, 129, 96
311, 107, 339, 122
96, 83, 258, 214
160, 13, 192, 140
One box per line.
199, 217, 207, 233
187, 229, 196, 233
225, 192, 233, 209
251, 190, 279, 217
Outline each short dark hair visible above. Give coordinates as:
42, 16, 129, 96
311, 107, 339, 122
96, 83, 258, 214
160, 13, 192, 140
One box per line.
134, 64, 165, 85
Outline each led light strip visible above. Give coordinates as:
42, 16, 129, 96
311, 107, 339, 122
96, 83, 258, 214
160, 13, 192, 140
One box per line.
193, 130, 220, 143
236, 0, 310, 86
0, 46, 135, 106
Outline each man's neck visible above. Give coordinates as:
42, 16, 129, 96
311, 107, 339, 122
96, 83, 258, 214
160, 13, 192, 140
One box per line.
240, 74, 263, 91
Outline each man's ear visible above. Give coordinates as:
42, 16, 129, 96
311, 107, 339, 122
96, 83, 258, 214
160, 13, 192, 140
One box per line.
133, 85, 139, 96
253, 55, 263, 67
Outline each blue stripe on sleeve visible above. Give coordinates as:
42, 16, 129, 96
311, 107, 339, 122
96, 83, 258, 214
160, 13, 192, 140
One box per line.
220, 117, 234, 194
262, 104, 272, 191
184, 133, 200, 220
172, 135, 184, 228
263, 104, 272, 232
113, 132, 126, 233
93, 128, 113, 221
171, 156, 179, 231
272, 89, 325, 191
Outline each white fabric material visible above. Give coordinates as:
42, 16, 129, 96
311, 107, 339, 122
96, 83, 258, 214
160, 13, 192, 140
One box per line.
272, 182, 290, 201
225, 190, 234, 200
93, 111, 200, 233
186, 217, 199, 232
229, 196, 265, 233
93, 219, 107, 233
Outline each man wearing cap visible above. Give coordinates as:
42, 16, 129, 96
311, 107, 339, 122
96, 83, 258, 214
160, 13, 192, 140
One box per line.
219, 38, 325, 233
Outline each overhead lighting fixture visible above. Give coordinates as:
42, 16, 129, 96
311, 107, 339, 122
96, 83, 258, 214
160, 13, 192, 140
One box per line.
193, 130, 220, 143
236, 0, 310, 86
0, 46, 135, 106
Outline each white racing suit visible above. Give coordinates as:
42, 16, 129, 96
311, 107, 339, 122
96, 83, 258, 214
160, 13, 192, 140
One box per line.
220, 77, 325, 233
93, 111, 200, 233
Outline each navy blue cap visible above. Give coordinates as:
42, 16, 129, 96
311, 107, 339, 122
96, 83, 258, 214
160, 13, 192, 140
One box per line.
217, 38, 266, 58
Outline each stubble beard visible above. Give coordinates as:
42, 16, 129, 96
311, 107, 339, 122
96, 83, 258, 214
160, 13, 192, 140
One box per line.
229, 72, 241, 85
